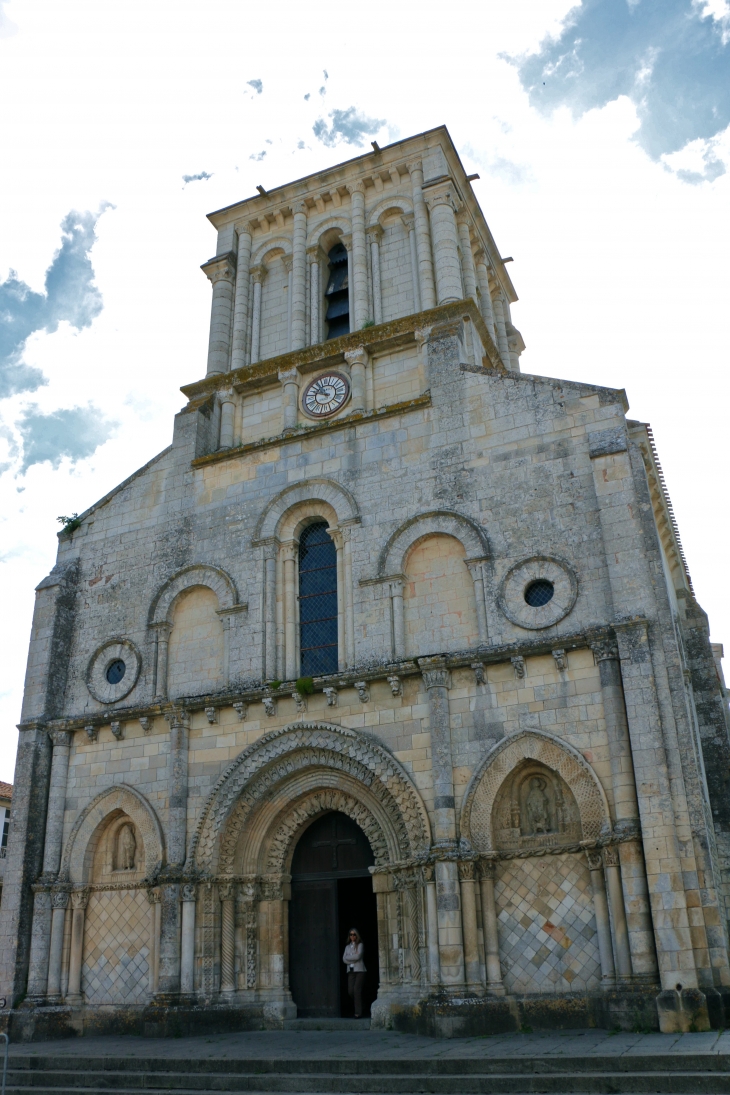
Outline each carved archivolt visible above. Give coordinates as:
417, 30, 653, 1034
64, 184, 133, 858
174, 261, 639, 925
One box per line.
306, 216, 351, 251
460, 730, 610, 855
60, 783, 165, 884
190, 721, 431, 875
251, 236, 293, 267
367, 195, 414, 228
253, 479, 360, 543
377, 509, 489, 577
148, 564, 239, 627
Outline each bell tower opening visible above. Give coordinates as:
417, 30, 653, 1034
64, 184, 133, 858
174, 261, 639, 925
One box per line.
324, 243, 350, 339
288, 811, 378, 1019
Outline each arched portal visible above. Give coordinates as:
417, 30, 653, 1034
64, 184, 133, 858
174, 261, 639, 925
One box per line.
288, 811, 378, 1018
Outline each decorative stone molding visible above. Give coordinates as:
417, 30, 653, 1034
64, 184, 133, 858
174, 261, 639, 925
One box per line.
511, 655, 526, 679
387, 675, 402, 697
376, 509, 489, 578
552, 649, 568, 671
471, 662, 486, 685
110, 721, 124, 741
148, 564, 240, 628
263, 696, 277, 717
323, 687, 338, 707
498, 555, 578, 631
234, 703, 248, 721
292, 691, 307, 714
205, 707, 217, 725
61, 783, 165, 884
253, 478, 360, 543
460, 729, 611, 855
84, 725, 97, 743
86, 638, 142, 704
190, 721, 431, 875
139, 717, 152, 734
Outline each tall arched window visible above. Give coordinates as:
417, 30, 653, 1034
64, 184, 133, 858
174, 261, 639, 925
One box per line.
299, 522, 338, 675
324, 243, 349, 340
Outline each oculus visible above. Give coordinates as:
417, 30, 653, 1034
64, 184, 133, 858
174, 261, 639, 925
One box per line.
498, 556, 577, 630
302, 372, 350, 419
86, 638, 141, 704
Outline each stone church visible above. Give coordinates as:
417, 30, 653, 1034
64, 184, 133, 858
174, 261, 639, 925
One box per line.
2, 125, 730, 1039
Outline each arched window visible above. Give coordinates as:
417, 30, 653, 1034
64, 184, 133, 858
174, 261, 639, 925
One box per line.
324, 243, 349, 340
299, 522, 338, 675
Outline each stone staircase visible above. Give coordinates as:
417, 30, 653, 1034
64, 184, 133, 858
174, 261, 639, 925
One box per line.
5, 1051, 730, 1094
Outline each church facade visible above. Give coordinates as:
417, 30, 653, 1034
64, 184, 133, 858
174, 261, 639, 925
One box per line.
2, 126, 730, 1039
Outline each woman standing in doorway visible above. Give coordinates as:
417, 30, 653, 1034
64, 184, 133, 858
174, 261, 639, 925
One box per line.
342, 928, 366, 1018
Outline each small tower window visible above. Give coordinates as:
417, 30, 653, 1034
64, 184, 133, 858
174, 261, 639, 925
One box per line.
324, 243, 349, 340
299, 522, 338, 675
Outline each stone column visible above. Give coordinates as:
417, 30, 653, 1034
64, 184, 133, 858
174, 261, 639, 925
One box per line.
284, 255, 293, 350
367, 225, 384, 324
421, 658, 456, 842
375, 889, 391, 987
307, 246, 321, 345
603, 845, 633, 979
202, 253, 236, 376
590, 638, 658, 980
249, 265, 266, 364
179, 883, 196, 996
507, 325, 523, 373
231, 223, 253, 370
26, 887, 52, 1000
459, 861, 482, 993
147, 888, 161, 994
425, 185, 463, 305
415, 326, 432, 390
424, 866, 440, 985
46, 889, 69, 1001
278, 366, 299, 432
219, 882, 235, 994
153, 622, 170, 701
490, 285, 511, 369
344, 345, 368, 413
157, 883, 182, 996
42, 729, 72, 878
263, 543, 277, 680
390, 580, 405, 660
347, 182, 369, 329
465, 559, 489, 642
407, 161, 436, 310
456, 214, 478, 303
165, 708, 189, 869
282, 541, 298, 680
66, 888, 89, 1004
474, 250, 496, 339
341, 526, 355, 668
585, 849, 616, 987
218, 390, 236, 449
401, 215, 421, 313
328, 527, 346, 673
478, 859, 505, 995
290, 202, 307, 349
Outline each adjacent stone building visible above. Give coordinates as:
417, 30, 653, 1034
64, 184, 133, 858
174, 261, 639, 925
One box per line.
2, 126, 730, 1039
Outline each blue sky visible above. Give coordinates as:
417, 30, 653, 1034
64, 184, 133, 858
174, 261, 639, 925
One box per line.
0, 0, 729, 778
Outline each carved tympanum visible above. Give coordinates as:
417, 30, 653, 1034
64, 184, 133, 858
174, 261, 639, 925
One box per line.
491, 760, 581, 851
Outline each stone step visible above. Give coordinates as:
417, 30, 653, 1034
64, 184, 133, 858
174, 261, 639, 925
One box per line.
5, 1078, 730, 1095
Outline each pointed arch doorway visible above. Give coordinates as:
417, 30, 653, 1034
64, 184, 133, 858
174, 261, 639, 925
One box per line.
288, 811, 379, 1018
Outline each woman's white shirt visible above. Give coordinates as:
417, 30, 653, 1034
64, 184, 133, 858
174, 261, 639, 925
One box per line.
342, 942, 366, 972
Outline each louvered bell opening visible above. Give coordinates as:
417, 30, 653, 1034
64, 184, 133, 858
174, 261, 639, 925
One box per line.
299, 522, 338, 675
325, 243, 349, 340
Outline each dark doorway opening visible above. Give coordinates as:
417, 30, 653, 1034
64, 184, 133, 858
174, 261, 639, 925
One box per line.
288, 811, 379, 1018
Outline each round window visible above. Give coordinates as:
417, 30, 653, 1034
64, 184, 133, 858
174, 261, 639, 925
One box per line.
524, 580, 554, 607
106, 659, 126, 685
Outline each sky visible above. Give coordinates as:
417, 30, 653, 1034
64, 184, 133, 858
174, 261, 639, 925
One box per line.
0, 0, 729, 781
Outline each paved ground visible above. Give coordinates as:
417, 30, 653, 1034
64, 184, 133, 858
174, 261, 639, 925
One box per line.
8, 1029, 730, 1059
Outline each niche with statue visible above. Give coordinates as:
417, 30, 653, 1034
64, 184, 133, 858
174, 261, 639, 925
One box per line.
490, 760, 581, 851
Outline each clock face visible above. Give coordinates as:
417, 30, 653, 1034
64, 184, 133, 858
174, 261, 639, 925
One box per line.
302, 373, 350, 418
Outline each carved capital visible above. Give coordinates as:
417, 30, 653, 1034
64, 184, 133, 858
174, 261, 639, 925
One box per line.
344, 346, 370, 369
347, 180, 366, 197
586, 850, 603, 872
291, 200, 307, 217
420, 657, 451, 690
278, 366, 299, 385
250, 263, 267, 285
458, 860, 476, 882
218, 881, 235, 902
49, 729, 72, 749
51, 889, 70, 909
281, 540, 299, 564
591, 638, 619, 663
71, 888, 90, 910
165, 707, 190, 731
367, 224, 384, 244
201, 252, 236, 284
306, 244, 323, 261
602, 845, 620, 868
406, 160, 423, 177
478, 858, 496, 882
146, 887, 161, 905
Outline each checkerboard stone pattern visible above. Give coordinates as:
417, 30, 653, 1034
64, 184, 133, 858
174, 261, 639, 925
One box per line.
495, 853, 601, 994
81, 889, 150, 1004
